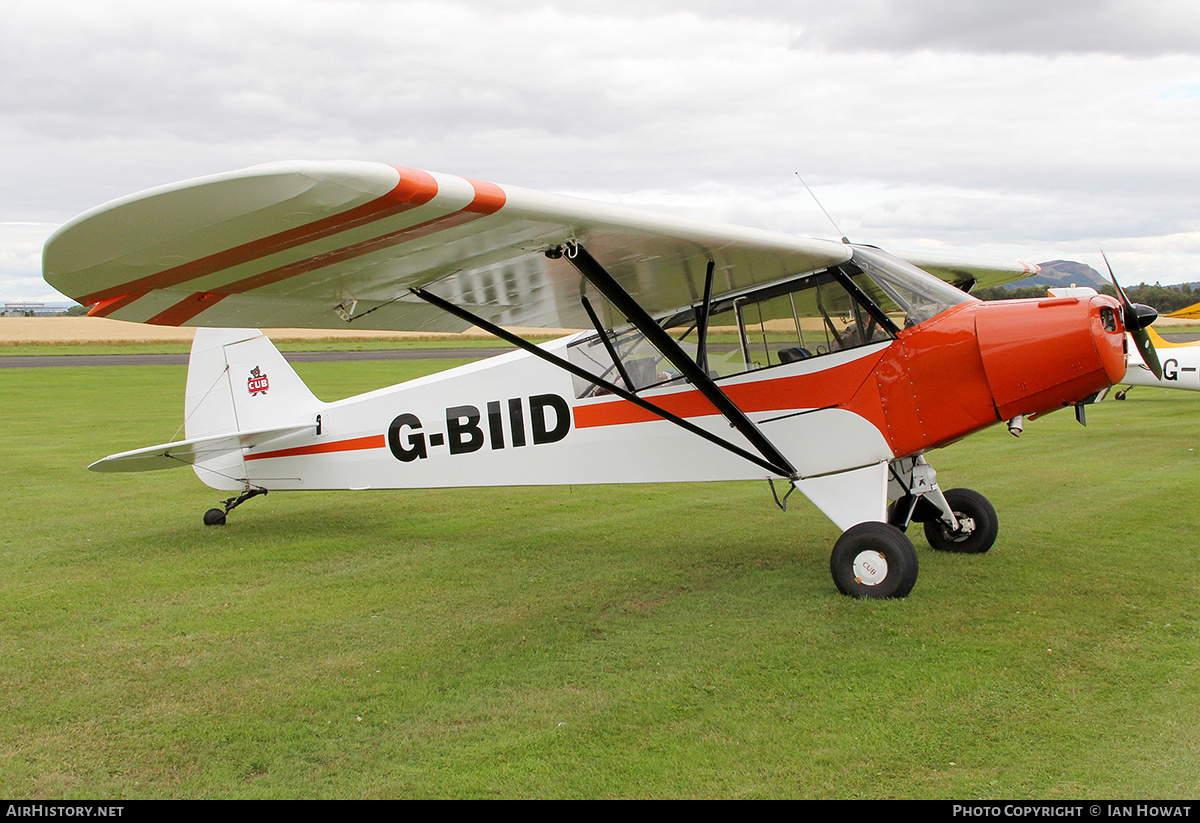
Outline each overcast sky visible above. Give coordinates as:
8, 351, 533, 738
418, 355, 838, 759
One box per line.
6, 0, 1200, 302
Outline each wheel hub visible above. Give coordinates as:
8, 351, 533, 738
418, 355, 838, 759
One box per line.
939, 514, 977, 542
852, 550, 889, 586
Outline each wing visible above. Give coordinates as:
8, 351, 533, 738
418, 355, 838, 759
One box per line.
1167, 300, 1200, 321
44, 161, 853, 332
899, 250, 1040, 292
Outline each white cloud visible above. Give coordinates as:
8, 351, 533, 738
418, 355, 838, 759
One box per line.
0, 223, 64, 302
5, 0, 1200, 301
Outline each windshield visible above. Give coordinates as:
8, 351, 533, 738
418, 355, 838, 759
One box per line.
850, 245, 977, 327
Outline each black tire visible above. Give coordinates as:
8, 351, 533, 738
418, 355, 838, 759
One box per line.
830, 522, 919, 599
203, 508, 227, 526
923, 488, 997, 554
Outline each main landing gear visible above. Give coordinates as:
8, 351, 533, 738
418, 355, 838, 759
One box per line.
829, 457, 999, 599
202, 486, 267, 526
830, 522, 919, 599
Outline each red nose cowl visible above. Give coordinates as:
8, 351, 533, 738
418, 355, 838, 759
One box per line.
861, 295, 1129, 458
973, 294, 1127, 421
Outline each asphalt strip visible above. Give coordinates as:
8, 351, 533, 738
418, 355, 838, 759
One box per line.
0, 348, 514, 368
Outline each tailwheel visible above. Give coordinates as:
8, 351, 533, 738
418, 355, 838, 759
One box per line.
923, 488, 997, 554
830, 522, 919, 599
201, 486, 267, 527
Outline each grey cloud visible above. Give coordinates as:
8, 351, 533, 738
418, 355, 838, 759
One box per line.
789, 0, 1200, 57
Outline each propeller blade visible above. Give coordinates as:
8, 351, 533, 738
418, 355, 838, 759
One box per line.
1103, 252, 1163, 380
1133, 327, 1163, 380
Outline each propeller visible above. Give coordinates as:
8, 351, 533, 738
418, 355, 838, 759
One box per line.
1104, 253, 1163, 380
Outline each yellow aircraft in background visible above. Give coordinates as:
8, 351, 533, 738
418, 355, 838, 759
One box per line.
1115, 311, 1200, 399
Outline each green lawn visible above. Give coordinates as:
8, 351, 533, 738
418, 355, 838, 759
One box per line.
2, 358, 1199, 798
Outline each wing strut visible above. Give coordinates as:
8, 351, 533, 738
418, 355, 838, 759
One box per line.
696, 259, 716, 374
580, 295, 636, 392
409, 287, 794, 478
559, 243, 798, 479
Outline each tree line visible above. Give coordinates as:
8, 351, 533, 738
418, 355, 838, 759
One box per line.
973, 283, 1199, 314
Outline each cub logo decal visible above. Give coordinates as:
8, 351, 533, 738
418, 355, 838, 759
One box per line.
247, 366, 269, 396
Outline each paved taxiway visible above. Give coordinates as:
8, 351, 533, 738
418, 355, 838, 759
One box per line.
0, 348, 513, 368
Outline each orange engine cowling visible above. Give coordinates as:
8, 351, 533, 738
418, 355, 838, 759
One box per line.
860, 294, 1129, 459
973, 294, 1128, 421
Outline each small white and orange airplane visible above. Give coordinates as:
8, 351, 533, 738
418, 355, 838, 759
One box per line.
42, 161, 1160, 598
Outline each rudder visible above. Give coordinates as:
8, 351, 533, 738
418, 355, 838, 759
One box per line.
185, 328, 320, 489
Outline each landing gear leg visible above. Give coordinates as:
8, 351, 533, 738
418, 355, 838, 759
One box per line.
203, 486, 267, 526
887, 457, 998, 554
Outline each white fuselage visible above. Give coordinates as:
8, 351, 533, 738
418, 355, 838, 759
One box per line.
1122, 334, 1200, 391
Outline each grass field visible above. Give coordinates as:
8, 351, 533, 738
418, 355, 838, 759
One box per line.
3, 354, 1200, 798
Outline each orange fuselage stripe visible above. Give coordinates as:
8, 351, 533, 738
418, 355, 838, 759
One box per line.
245, 434, 385, 461
572, 352, 884, 429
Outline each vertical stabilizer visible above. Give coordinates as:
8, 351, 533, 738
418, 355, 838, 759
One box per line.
184, 328, 320, 490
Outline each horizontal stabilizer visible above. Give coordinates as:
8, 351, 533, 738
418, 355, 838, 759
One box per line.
88, 423, 315, 473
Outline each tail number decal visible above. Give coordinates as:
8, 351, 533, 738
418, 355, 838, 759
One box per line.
387, 394, 570, 463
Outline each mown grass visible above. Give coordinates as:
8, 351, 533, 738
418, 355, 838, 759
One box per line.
2, 359, 1200, 798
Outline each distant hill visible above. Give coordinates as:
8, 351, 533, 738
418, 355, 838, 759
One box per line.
997, 260, 1107, 291
971, 259, 1200, 313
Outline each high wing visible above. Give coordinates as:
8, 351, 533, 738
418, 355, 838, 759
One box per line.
44, 161, 1040, 330
44, 161, 855, 332
1167, 300, 1200, 321
900, 250, 1039, 292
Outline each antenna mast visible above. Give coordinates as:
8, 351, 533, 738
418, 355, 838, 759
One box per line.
796, 173, 849, 244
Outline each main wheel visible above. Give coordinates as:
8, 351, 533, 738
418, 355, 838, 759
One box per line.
830, 522, 919, 599
923, 488, 997, 554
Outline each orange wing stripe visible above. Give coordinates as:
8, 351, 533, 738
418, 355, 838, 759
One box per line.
79, 166, 441, 305
142, 178, 507, 327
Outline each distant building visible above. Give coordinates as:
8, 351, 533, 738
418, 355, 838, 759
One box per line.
1, 302, 78, 317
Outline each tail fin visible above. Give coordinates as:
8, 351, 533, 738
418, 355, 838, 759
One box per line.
185, 328, 320, 490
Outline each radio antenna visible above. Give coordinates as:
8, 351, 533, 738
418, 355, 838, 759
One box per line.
796, 173, 849, 244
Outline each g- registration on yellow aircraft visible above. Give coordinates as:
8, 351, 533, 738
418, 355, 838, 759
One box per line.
42, 162, 1160, 598
1116, 324, 1200, 399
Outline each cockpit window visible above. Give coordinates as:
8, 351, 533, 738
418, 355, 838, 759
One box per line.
565, 246, 974, 399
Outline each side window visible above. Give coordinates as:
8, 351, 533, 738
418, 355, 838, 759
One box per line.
566, 268, 897, 399
732, 273, 893, 368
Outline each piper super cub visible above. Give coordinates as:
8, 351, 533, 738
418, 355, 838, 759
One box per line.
41, 161, 1160, 598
